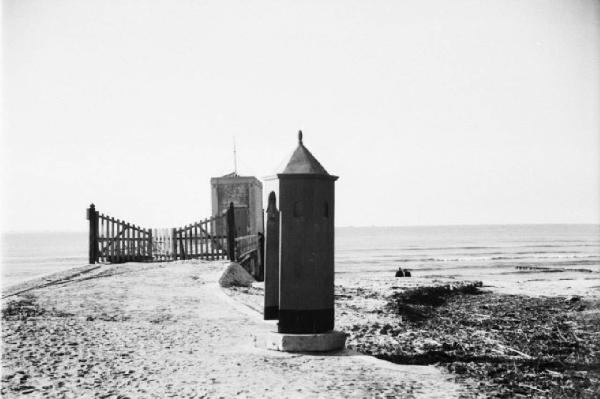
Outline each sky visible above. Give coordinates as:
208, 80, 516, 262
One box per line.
2, 0, 599, 232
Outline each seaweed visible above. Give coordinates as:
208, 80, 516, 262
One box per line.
1, 295, 45, 320
347, 289, 600, 398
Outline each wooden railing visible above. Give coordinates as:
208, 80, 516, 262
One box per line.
86, 202, 264, 280
235, 234, 264, 281
235, 235, 259, 259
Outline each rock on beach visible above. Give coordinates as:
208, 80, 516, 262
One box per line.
218, 261, 255, 288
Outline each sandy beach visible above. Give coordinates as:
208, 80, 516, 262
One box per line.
3, 259, 599, 398
2, 261, 464, 398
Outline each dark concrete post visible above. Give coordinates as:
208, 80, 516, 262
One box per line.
257, 232, 265, 281
264, 192, 280, 319
277, 131, 338, 334
226, 202, 236, 261
171, 228, 177, 260
87, 204, 98, 264
147, 229, 153, 261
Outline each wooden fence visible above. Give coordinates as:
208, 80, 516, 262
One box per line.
87, 203, 264, 279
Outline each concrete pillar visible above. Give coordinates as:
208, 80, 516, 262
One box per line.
263, 191, 279, 320
277, 131, 338, 334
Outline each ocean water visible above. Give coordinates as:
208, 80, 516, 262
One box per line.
1, 232, 88, 288
336, 225, 600, 278
1, 225, 599, 290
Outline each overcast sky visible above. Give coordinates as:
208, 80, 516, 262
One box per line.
2, 0, 599, 231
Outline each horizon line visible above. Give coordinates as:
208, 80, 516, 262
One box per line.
2, 222, 599, 235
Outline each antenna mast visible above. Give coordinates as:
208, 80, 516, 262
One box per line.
233, 137, 238, 175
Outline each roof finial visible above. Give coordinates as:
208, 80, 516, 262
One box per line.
298, 130, 303, 144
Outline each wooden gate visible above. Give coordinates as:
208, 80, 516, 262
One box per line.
86, 202, 262, 276
170, 215, 228, 260
87, 204, 152, 263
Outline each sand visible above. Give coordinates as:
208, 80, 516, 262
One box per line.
226, 270, 600, 398
1, 261, 464, 398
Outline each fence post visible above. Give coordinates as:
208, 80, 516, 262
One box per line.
87, 203, 98, 264
180, 236, 186, 260
171, 228, 177, 260
257, 232, 265, 282
263, 192, 280, 319
226, 202, 236, 261
148, 229, 153, 261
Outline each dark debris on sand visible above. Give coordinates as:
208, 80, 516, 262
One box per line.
346, 285, 600, 398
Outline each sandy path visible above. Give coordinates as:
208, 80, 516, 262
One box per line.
2, 261, 463, 398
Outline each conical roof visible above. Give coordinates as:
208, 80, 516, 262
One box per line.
280, 131, 333, 176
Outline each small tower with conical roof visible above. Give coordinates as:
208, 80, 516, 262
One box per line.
277, 131, 339, 335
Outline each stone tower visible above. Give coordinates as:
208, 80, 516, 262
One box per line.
210, 172, 263, 235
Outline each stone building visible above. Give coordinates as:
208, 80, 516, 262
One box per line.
210, 172, 264, 235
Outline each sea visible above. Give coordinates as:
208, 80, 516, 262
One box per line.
2, 225, 600, 293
